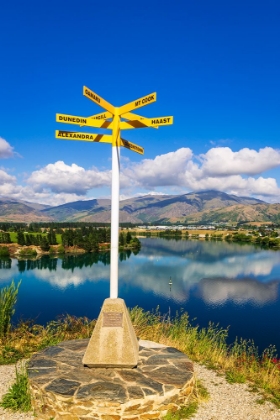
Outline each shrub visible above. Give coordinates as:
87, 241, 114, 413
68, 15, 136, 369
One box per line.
57, 245, 65, 254
0, 247, 10, 257
0, 280, 21, 338
0, 364, 31, 412
18, 248, 37, 257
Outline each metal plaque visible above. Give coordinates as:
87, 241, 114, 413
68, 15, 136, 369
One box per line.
103, 312, 123, 328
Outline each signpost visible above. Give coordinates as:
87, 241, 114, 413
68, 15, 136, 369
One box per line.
56, 87, 173, 367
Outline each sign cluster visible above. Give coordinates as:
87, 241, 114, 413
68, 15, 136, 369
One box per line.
55, 86, 174, 155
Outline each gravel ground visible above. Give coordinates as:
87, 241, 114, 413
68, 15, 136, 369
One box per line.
191, 362, 280, 420
0, 362, 279, 419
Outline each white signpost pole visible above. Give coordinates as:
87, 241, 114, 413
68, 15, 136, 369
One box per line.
110, 113, 120, 299
56, 87, 173, 367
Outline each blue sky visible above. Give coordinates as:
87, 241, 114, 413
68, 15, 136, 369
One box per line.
0, 0, 279, 205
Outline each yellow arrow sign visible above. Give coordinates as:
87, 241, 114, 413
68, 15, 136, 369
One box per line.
88, 111, 112, 120
120, 120, 152, 129
120, 138, 144, 155
119, 92, 157, 115
120, 112, 158, 129
55, 130, 112, 143
83, 86, 115, 114
120, 114, 173, 129
147, 116, 173, 127
56, 113, 112, 129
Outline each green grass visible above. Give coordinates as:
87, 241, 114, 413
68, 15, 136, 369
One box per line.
0, 292, 279, 411
9, 232, 17, 243
129, 307, 280, 408
0, 281, 21, 338
0, 315, 96, 364
8, 232, 62, 244
163, 402, 198, 419
0, 364, 31, 412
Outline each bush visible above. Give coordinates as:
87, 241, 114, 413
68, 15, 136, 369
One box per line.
0, 247, 10, 257
0, 364, 31, 412
18, 248, 37, 257
0, 280, 21, 338
57, 245, 65, 254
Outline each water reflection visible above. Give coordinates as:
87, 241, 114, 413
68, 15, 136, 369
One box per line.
1, 237, 280, 352
0, 258, 12, 269
0, 239, 279, 308
7, 250, 136, 274
198, 277, 279, 306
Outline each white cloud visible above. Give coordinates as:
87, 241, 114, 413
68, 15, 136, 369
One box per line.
200, 147, 280, 177
27, 161, 112, 195
120, 147, 280, 200
0, 169, 16, 185
0, 137, 17, 159
124, 148, 193, 188
2, 144, 280, 205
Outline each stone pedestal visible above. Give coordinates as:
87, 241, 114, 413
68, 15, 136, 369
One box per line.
28, 339, 195, 420
83, 298, 139, 368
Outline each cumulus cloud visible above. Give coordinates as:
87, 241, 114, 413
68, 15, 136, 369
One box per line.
0, 137, 17, 159
122, 146, 280, 200
27, 161, 112, 195
124, 148, 193, 188
200, 147, 280, 177
2, 144, 280, 205
0, 169, 16, 185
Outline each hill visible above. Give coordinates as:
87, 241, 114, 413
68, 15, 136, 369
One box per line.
0, 191, 278, 224
0, 197, 52, 223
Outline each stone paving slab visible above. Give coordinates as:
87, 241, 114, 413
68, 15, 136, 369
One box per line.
28, 339, 195, 419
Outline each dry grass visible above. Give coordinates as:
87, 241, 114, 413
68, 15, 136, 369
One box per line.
129, 307, 280, 408
0, 307, 279, 408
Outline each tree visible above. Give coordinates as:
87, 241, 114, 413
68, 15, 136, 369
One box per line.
126, 231, 132, 244
40, 237, 50, 251
17, 231, 25, 246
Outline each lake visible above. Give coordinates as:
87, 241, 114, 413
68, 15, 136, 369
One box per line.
1, 237, 280, 354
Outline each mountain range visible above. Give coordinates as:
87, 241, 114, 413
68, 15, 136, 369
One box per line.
0, 190, 279, 224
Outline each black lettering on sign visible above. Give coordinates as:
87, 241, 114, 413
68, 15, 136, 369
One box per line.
151, 117, 171, 125
59, 116, 87, 124
85, 89, 101, 104
57, 131, 96, 140
141, 94, 154, 105
94, 114, 107, 120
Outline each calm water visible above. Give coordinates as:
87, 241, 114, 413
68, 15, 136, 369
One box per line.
1, 237, 280, 353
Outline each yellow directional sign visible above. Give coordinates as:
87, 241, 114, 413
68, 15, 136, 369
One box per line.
120, 138, 144, 155
83, 86, 115, 114
56, 113, 112, 129
120, 112, 158, 129
120, 114, 173, 129
55, 130, 112, 143
120, 120, 152, 129
148, 116, 173, 127
88, 111, 112, 120
119, 92, 157, 115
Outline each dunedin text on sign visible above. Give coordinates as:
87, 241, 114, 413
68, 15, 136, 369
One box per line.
56, 113, 112, 129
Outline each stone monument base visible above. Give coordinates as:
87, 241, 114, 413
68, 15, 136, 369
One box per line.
28, 338, 195, 420
83, 298, 139, 368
